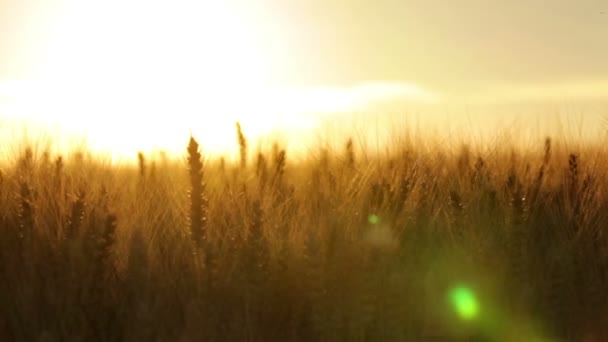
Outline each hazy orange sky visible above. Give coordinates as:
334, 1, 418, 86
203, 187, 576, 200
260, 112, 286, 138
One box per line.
1, 0, 607, 158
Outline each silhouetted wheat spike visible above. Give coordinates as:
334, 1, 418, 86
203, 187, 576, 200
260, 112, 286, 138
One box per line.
531, 165, 545, 208
149, 161, 157, 181
272, 142, 279, 162
18, 147, 34, 177
236, 122, 248, 169
530, 139, 550, 208
272, 148, 286, 187
256, 152, 266, 177
457, 144, 471, 174
566, 154, 583, 238
17, 180, 34, 257
345, 138, 355, 168
219, 157, 226, 176
97, 214, 117, 273
472, 156, 485, 187
187, 136, 208, 250
54, 156, 64, 188
18, 180, 34, 229
568, 153, 579, 201
66, 190, 86, 239
506, 169, 517, 195
138, 151, 146, 178
256, 152, 268, 192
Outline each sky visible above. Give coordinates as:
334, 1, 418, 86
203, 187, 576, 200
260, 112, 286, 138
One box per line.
1, 0, 607, 158
268, 0, 608, 90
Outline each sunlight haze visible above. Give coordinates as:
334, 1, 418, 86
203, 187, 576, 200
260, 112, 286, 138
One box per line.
1, 0, 607, 158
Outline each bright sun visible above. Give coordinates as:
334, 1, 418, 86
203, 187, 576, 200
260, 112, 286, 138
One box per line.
0, 0, 441, 161
26, 0, 285, 158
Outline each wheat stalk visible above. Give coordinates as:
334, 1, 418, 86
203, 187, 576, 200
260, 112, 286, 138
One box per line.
187, 136, 208, 252
66, 190, 86, 239
138, 151, 146, 179
236, 122, 248, 170
345, 138, 355, 168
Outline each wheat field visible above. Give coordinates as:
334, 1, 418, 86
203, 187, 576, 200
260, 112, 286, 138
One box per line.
1, 123, 608, 341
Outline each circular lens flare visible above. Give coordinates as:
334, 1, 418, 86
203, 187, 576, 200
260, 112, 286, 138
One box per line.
449, 286, 479, 321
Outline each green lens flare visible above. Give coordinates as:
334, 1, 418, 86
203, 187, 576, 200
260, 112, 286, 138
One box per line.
449, 286, 479, 321
368, 214, 379, 224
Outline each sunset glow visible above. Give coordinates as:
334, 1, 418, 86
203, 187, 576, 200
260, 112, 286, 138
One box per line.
1, 0, 607, 159
2, 2, 608, 340
0, 0, 446, 158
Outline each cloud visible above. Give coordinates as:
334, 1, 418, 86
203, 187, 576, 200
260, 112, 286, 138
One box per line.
443, 80, 608, 105
265, 81, 440, 116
